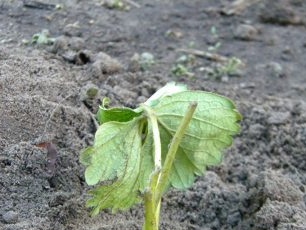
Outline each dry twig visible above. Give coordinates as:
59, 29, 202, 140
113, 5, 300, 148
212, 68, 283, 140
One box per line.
222, 0, 262, 15
177, 48, 229, 63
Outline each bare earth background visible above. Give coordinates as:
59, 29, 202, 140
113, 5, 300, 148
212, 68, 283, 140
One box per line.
0, 0, 306, 229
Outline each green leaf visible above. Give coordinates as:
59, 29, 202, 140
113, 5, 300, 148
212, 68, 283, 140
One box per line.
138, 121, 155, 192
79, 147, 95, 166
84, 120, 139, 185
153, 91, 242, 189
80, 84, 242, 216
82, 118, 154, 214
97, 98, 142, 124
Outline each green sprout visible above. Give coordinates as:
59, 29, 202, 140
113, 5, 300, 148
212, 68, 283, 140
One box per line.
80, 82, 242, 230
32, 29, 55, 45
217, 57, 243, 76
171, 55, 196, 77
208, 26, 222, 52
210, 26, 218, 38
103, 0, 129, 10
208, 41, 222, 52
171, 64, 194, 77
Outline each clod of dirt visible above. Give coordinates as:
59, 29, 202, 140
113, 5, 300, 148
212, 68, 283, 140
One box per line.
90, 52, 123, 78
2, 211, 19, 224
233, 24, 259, 41
237, 170, 306, 228
266, 62, 285, 78
128, 53, 141, 72
254, 200, 306, 229
61, 50, 77, 63
63, 22, 82, 37
255, 171, 304, 204
51, 36, 85, 54
48, 192, 72, 207
259, 1, 304, 25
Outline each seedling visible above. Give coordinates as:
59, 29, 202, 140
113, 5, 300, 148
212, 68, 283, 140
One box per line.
210, 26, 219, 39
32, 29, 55, 45
102, 0, 129, 11
215, 57, 243, 77
80, 82, 241, 230
171, 64, 194, 77
208, 26, 222, 52
171, 55, 196, 77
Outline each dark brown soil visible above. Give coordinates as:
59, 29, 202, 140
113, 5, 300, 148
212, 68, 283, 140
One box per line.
1, 0, 306, 229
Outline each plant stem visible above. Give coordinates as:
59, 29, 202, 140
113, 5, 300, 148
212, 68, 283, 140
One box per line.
143, 191, 158, 230
143, 105, 162, 169
142, 104, 162, 230
156, 102, 198, 200
143, 102, 197, 230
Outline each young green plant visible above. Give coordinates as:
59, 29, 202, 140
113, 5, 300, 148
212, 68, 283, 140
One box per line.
80, 82, 242, 230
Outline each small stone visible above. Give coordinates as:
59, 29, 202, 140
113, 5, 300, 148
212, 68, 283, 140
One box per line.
2, 211, 18, 224
221, 75, 229, 82
234, 24, 258, 41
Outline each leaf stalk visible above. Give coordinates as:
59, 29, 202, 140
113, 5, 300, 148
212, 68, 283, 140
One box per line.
143, 102, 198, 230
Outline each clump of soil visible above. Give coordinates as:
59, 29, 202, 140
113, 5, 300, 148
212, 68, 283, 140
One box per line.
0, 0, 305, 229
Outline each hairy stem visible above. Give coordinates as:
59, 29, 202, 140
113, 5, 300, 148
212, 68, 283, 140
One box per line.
142, 105, 161, 170
143, 191, 158, 230
142, 104, 162, 230
143, 102, 197, 230
156, 102, 197, 200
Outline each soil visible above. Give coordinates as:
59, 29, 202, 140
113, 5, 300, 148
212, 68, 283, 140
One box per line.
1, 0, 306, 229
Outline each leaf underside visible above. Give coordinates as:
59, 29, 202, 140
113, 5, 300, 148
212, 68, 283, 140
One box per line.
154, 91, 242, 189
84, 120, 144, 215
80, 90, 241, 214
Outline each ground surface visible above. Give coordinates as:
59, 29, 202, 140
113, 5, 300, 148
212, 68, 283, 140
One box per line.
0, 0, 306, 229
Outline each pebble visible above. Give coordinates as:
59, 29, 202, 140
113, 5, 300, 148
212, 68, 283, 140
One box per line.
2, 211, 18, 224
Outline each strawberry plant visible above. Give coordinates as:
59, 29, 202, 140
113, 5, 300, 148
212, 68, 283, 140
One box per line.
80, 82, 242, 230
